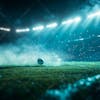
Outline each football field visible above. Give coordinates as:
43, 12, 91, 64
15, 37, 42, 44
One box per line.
0, 62, 100, 100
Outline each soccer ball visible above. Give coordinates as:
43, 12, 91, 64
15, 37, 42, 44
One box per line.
37, 58, 44, 65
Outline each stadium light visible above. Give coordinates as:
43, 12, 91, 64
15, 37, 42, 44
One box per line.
62, 16, 81, 25
97, 35, 100, 37
0, 27, 11, 32
78, 38, 84, 41
16, 28, 30, 33
74, 17, 81, 22
87, 11, 100, 18
62, 19, 73, 25
46, 22, 58, 28
33, 25, 44, 31
74, 38, 84, 41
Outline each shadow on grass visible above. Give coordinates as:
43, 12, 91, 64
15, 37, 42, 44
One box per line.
0, 65, 47, 69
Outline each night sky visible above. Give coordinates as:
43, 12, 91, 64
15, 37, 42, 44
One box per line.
0, 0, 100, 65
0, 0, 90, 25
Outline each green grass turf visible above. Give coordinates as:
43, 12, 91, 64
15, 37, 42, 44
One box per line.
0, 62, 100, 100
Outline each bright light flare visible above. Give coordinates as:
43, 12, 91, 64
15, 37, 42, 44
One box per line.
97, 35, 100, 37
62, 16, 81, 25
62, 19, 73, 25
16, 28, 30, 33
0, 27, 11, 32
33, 25, 44, 31
87, 11, 100, 18
74, 17, 81, 22
46, 23, 58, 28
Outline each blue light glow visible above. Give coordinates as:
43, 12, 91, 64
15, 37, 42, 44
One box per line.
62, 16, 81, 25
33, 25, 44, 31
46, 23, 58, 28
87, 11, 100, 18
62, 19, 73, 25
0, 27, 11, 32
74, 17, 81, 22
16, 28, 30, 33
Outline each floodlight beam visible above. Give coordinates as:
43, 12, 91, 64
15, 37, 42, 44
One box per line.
62, 19, 73, 25
74, 17, 81, 22
87, 11, 100, 18
16, 28, 30, 33
33, 25, 44, 31
46, 23, 58, 28
62, 16, 81, 25
0, 27, 11, 32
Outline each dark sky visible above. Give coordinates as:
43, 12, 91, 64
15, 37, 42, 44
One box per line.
0, 0, 100, 25
0, 0, 86, 26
